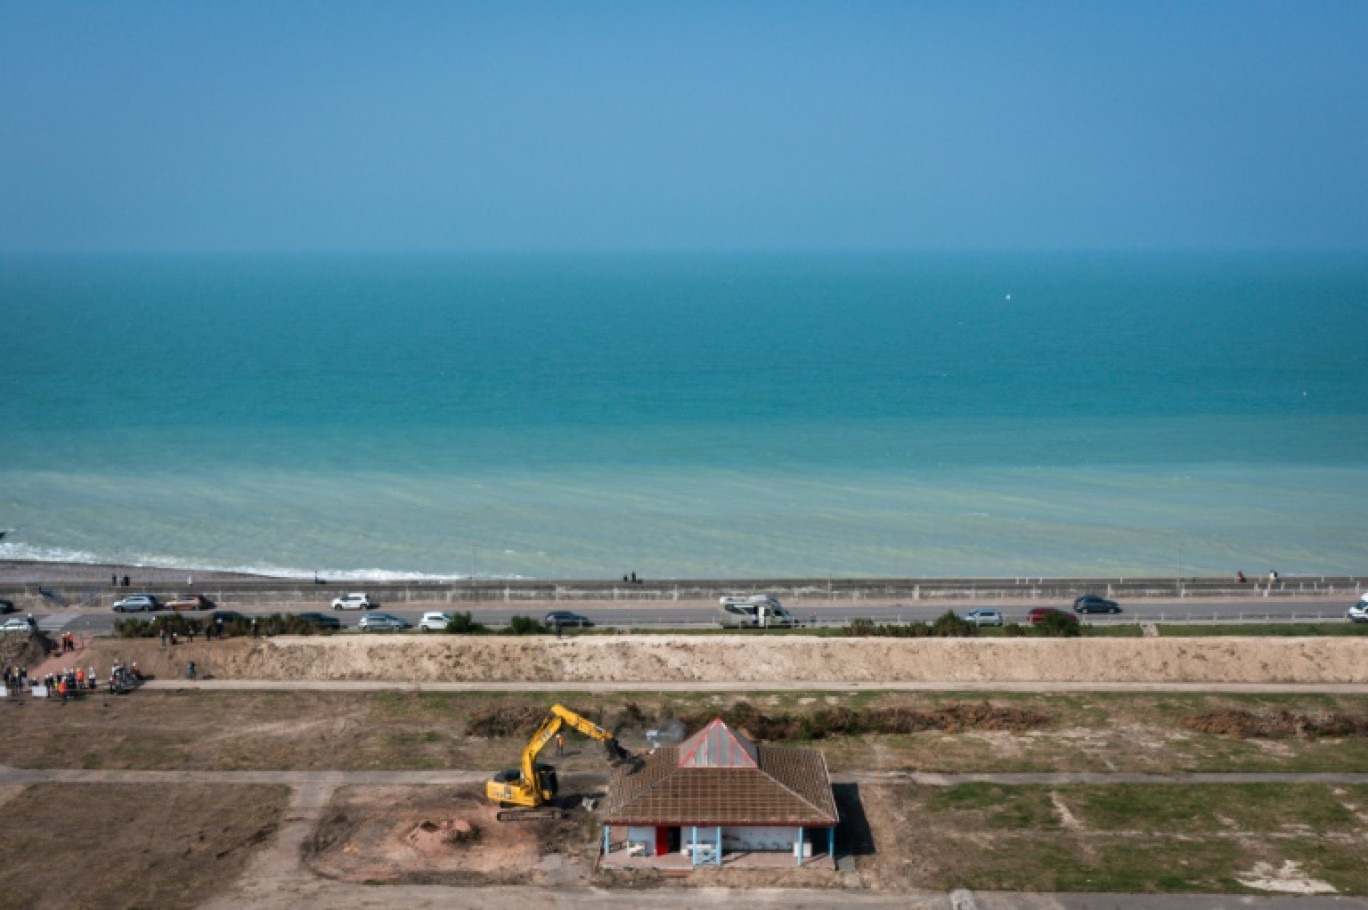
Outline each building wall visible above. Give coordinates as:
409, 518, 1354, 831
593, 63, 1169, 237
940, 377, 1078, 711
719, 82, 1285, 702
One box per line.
721, 825, 800, 852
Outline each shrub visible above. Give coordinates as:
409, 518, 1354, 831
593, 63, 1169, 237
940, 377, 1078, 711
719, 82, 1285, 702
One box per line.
443, 611, 488, 635
505, 615, 549, 636
928, 610, 979, 638
1034, 611, 1082, 637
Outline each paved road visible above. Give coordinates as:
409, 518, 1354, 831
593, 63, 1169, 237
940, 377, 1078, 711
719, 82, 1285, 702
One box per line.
37, 595, 1361, 635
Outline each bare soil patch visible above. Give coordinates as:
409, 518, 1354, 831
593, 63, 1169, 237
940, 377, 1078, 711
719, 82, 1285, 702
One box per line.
305, 784, 599, 886
0, 782, 289, 910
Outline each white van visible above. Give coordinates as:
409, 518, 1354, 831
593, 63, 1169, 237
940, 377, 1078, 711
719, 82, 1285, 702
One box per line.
718, 595, 799, 629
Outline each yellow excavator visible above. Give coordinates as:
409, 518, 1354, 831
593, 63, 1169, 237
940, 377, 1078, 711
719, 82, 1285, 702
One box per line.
486, 704, 634, 821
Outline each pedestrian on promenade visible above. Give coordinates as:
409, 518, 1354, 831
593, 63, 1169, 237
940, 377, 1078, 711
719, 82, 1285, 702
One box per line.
187, 661, 197, 681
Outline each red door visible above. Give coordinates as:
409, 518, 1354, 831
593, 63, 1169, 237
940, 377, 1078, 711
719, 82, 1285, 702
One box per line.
656, 826, 669, 856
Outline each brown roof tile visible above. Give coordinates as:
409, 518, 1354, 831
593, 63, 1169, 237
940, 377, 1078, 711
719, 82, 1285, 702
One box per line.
604, 743, 838, 827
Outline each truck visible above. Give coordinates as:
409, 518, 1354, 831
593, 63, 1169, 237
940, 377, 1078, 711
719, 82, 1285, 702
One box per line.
717, 594, 799, 629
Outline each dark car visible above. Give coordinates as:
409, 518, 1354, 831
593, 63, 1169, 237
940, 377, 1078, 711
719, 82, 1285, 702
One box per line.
1027, 607, 1067, 625
166, 594, 215, 611
0, 599, 14, 614
544, 610, 593, 629
297, 611, 342, 630
1073, 595, 1121, 614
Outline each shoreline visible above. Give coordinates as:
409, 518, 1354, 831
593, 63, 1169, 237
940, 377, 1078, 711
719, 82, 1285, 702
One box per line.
2, 558, 1359, 594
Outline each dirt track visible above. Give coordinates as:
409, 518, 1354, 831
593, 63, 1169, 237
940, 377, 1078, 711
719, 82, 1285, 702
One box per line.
76, 634, 1368, 684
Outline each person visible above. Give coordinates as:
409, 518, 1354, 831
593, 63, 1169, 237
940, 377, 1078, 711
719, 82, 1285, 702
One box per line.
554, 619, 562, 639
187, 661, 197, 681
555, 733, 564, 756
1269, 569, 1279, 584
630, 571, 637, 584
216, 617, 225, 639
159, 626, 167, 647
1236, 571, 1246, 583
251, 618, 259, 639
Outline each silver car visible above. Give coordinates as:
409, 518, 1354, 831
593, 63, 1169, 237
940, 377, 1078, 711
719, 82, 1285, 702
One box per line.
113, 594, 159, 613
962, 608, 1004, 627
357, 612, 411, 632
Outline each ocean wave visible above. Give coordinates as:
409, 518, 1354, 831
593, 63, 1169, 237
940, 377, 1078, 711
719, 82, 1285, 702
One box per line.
0, 543, 526, 582
0, 542, 105, 565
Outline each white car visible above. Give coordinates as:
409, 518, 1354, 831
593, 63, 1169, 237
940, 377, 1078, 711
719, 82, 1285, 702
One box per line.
331, 592, 375, 611
419, 612, 452, 632
1348, 595, 1368, 624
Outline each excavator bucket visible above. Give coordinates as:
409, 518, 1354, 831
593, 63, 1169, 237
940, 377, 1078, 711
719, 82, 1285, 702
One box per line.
604, 738, 634, 767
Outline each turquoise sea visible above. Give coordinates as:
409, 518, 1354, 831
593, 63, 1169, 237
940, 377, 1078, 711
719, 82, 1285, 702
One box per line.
2, 252, 1365, 579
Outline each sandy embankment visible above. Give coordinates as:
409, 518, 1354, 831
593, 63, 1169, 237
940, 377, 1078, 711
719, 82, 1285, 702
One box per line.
78, 635, 1368, 685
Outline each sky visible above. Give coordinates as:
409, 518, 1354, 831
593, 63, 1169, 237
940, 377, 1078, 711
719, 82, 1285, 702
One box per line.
2, 1, 1366, 253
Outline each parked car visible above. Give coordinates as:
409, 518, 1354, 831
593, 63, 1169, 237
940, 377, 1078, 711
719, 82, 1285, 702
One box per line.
331, 592, 375, 611
1027, 607, 1067, 625
1348, 594, 1368, 623
166, 594, 215, 611
0, 616, 36, 634
297, 612, 342, 630
419, 612, 453, 632
0, 599, 15, 614
112, 594, 159, 613
1073, 595, 1121, 614
961, 608, 1004, 627
358, 612, 410, 632
544, 610, 593, 629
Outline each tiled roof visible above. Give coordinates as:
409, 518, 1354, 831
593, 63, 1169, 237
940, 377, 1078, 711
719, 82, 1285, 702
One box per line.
604, 739, 838, 827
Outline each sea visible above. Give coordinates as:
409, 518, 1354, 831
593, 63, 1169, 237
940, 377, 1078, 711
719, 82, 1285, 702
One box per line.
2, 251, 1365, 581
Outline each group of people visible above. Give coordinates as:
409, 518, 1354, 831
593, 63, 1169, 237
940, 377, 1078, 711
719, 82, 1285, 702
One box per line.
58, 631, 77, 653
1235, 570, 1280, 584
156, 616, 229, 646
3, 661, 143, 699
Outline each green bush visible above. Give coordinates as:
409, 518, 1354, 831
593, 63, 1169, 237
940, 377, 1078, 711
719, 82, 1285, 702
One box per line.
929, 610, 979, 638
443, 611, 488, 635
505, 615, 549, 636
1035, 611, 1082, 637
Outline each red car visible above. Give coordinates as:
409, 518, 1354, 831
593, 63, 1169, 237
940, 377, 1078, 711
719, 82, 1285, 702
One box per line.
1027, 607, 1066, 625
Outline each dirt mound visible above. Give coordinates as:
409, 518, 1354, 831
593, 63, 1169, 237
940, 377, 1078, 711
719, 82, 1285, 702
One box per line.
403, 818, 478, 856
1184, 709, 1368, 739
467, 706, 550, 738
82, 634, 1368, 685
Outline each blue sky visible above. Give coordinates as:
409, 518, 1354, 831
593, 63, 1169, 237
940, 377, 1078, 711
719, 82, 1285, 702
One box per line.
2, 2, 1366, 253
